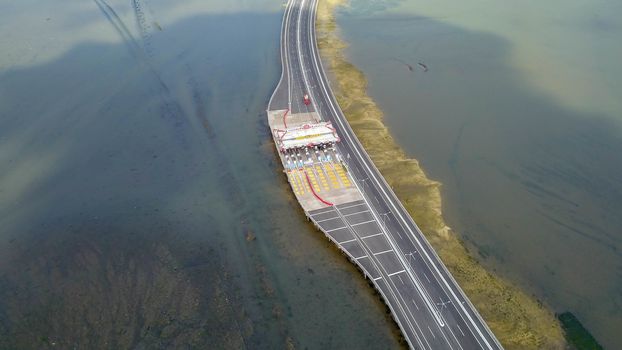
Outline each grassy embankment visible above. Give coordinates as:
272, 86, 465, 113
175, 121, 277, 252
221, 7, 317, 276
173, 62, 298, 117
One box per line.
316, 0, 567, 348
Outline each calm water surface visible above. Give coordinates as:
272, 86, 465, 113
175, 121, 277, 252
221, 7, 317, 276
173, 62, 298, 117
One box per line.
0, 0, 402, 348
338, 0, 622, 348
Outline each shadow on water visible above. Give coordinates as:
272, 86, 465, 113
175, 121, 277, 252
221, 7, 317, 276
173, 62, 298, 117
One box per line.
338, 11, 622, 349
0, 10, 403, 350
0, 214, 242, 349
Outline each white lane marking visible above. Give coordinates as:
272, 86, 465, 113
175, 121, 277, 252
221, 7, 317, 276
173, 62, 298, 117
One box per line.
334, 207, 430, 350
343, 209, 370, 217
285, 0, 292, 109
325, 226, 346, 233
457, 324, 466, 337
307, 8, 496, 347
296, 0, 313, 113
315, 216, 340, 223
275, 3, 426, 347
398, 275, 405, 285
338, 238, 357, 245
307, 3, 463, 349
267, 0, 289, 109
354, 255, 368, 260
379, 212, 404, 241
336, 202, 366, 211
424, 273, 431, 283
349, 219, 376, 227
310, 206, 336, 215
361, 232, 383, 239
303, 3, 429, 349
388, 270, 405, 277
428, 326, 436, 339
339, 149, 452, 341
374, 249, 393, 256
373, 276, 383, 281
344, 165, 446, 328
412, 299, 420, 310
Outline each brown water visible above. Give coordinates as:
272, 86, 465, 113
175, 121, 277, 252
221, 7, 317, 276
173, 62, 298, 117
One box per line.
337, 0, 622, 348
0, 0, 402, 348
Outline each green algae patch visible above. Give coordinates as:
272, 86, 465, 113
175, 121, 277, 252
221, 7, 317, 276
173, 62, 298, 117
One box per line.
316, 0, 567, 348
558, 312, 603, 350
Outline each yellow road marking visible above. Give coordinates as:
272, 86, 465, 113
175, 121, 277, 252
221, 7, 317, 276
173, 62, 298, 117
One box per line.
291, 169, 303, 194
287, 171, 303, 196
315, 166, 330, 190
334, 165, 351, 186
299, 171, 307, 194
304, 168, 321, 192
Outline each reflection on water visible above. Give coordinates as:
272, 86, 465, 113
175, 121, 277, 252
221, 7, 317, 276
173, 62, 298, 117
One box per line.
338, 0, 622, 348
0, 0, 402, 348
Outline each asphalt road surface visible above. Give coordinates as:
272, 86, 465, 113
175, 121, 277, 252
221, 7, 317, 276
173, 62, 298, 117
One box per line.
268, 1, 503, 349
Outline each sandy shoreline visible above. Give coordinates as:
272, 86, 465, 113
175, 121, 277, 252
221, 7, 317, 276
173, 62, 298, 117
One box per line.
315, 0, 566, 348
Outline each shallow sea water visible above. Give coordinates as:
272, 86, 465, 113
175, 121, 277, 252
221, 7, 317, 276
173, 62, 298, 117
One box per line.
338, 0, 622, 347
0, 0, 402, 348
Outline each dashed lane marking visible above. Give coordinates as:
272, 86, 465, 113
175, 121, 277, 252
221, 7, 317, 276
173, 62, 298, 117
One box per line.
361, 232, 383, 239
343, 210, 370, 217
457, 324, 466, 337
374, 249, 394, 256
326, 226, 347, 233
388, 270, 406, 277
350, 219, 376, 227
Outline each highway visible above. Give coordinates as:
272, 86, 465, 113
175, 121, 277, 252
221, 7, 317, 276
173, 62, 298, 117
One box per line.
268, 0, 503, 349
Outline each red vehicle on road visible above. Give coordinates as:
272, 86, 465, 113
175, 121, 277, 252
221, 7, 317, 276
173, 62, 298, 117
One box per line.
303, 94, 311, 105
